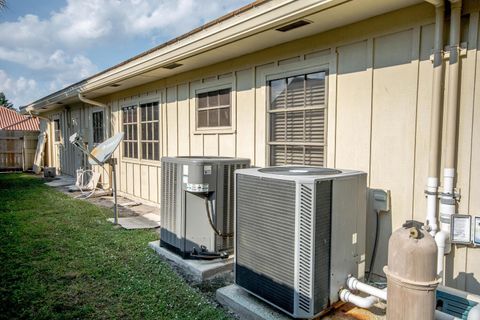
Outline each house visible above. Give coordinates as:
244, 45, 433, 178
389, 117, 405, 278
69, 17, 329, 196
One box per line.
0, 106, 39, 171
22, 0, 480, 295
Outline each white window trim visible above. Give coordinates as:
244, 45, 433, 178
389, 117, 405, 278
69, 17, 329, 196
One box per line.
192, 79, 236, 135
262, 63, 329, 167
120, 95, 162, 164
91, 109, 105, 146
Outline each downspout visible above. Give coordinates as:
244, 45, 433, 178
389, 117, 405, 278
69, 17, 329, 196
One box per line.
425, 0, 445, 237
78, 93, 110, 137
436, 0, 462, 278
78, 94, 107, 108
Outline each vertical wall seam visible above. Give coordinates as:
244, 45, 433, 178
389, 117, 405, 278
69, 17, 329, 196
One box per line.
367, 38, 375, 187
332, 47, 339, 168
188, 82, 191, 156
252, 67, 256, 162
176, 85, 179, 156
411, 26, 422, 220
465, 11, 479, 278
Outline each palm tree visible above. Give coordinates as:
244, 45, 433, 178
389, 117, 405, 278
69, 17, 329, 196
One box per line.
0, 1, 6, 10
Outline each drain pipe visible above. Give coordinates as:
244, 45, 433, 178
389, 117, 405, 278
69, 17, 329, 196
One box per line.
436, 0, 462, 278
425, 0, 445, 237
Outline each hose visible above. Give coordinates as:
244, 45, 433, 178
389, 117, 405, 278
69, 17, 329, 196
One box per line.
204, 195, 233, 238
367, 209, 381, 281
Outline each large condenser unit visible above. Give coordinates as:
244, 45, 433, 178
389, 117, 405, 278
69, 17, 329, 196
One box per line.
235, 166, 367, 318
161, 157, 250, 258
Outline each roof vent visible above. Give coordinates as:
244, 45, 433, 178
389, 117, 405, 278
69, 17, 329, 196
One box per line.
276, 20, 311, 32
163, 62, 183, 70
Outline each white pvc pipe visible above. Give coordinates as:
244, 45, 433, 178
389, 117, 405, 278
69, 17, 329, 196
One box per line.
339, 289, 379, 309
347, 276, 387, 301
435, 231, 448, 277
467, 304, 480, 320
436, 310, 461, 320
427, 177, 440, 236
425, 0, 445, 237
438, 285, 480, 304
436, 0, 462, 284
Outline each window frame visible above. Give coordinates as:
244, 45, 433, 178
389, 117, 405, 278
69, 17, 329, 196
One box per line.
139, 101, 160, 161
193, 81, 235, 134
92, 110, 105, 145
121, 97, 161, 163
53, 118, 62, 143
266, 68, 328, 167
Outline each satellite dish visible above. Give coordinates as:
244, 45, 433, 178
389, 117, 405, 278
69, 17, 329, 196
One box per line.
69, 131, 124, 225
89, 132, 124, 165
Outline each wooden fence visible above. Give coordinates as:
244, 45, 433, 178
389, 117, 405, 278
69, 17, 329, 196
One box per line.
0, 131, 38, 171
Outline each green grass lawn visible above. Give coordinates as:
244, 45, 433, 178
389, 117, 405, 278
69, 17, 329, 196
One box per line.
0, 173, 230, 320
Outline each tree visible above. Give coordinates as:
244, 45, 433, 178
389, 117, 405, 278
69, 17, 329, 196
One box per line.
0, 1, 6, 11
0, 92, 14, 110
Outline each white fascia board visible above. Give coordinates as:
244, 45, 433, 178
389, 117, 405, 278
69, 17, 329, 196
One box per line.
30, 0, 346, 110
80, 0, 346, 92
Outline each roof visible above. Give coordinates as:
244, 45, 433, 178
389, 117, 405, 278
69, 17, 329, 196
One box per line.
23, 0, 423, 113
0, 106, 39, 131
23, 0, 271, 109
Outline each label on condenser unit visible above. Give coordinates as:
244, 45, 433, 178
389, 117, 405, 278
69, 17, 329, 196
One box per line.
182, 165, 189, 184
186, 183, 209, 193
204, 165, 212, 175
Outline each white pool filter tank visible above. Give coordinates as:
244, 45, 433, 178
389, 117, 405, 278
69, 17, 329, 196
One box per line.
384, 220, 439, 320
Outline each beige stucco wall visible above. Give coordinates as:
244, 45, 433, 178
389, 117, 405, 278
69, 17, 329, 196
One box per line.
42, 3, 480, 293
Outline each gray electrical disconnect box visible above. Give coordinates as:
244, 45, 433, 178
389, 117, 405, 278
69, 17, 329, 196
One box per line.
160, 156, 250, 258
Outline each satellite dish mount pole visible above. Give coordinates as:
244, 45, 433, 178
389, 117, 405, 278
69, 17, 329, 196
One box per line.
109, 157, 118, 225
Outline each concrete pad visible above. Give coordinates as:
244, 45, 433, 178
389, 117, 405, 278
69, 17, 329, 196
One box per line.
216, 284, 291, 320
217, 284, 387, 320
108, 215, 160, 229
148, 240, 233, 281
45, 175, 76, 187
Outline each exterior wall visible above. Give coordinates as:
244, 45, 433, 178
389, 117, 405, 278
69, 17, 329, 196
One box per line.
42, 3, 480, 293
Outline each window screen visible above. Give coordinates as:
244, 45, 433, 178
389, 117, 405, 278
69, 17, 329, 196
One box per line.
92, 111, 104, 144
122, 106, 138, 158
268, 71, 326, 166
197, 88, 231, 128
140, 101, 160, 161
53, 119, 61, 142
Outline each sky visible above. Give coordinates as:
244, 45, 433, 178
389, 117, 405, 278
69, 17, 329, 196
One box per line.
0, 0, 252, 108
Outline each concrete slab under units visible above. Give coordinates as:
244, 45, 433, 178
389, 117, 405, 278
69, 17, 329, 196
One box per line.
217, 284, 386, 320
216, 284, 291, 320
148, 240, 233, 281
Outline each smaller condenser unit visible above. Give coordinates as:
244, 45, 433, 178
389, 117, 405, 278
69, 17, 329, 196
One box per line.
161, 157, 250, 258
235, 166, 367, 318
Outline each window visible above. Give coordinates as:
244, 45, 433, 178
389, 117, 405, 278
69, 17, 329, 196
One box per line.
92, 111, 104, 144
53, 119, 61, 142
140, 102, 160, 161
196, 88, 231, 128
268, 71, 326, 166
122, 106, 138, 158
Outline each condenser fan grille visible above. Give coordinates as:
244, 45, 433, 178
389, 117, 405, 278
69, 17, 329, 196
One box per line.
258, 166, 341, 176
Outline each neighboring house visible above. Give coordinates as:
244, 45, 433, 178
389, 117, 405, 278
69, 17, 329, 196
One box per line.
0, 106, 39, 171
22, 0, 480, 294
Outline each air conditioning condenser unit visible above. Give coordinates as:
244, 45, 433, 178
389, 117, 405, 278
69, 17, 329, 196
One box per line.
235, 166, 367, 318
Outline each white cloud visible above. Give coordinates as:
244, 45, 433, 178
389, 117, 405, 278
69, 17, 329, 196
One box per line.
0, 0, 251, 105
0, 70, 40, 107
